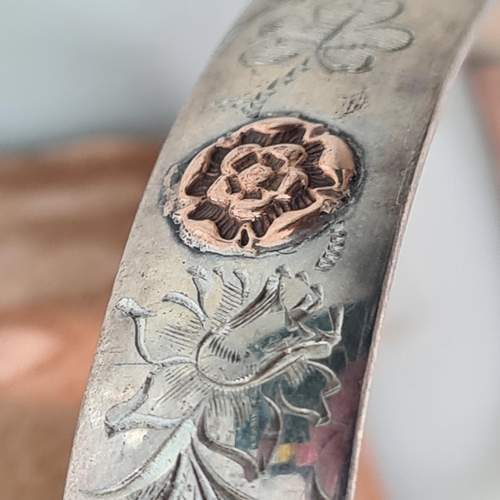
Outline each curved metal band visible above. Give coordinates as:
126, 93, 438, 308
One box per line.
64, 1, 488, 499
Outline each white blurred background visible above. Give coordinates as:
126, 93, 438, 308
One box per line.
1, 1, 500, 499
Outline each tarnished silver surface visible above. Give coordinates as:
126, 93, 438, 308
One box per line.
64, 1, 487, 499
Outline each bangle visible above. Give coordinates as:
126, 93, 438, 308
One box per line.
65, 1, 488, 499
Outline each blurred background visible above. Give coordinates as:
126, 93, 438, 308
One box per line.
1, 1, 500, 499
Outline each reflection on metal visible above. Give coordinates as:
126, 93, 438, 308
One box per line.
84, 266, 344, 499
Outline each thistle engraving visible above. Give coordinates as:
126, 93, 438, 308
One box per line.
165, 117, 356, 256
84, 266, 345, 500
241, 0, 414, 74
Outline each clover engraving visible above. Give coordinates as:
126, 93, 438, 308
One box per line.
165, 117, 357, 256
241, 0, 414, 74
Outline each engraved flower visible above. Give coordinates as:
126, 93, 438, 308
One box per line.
85, 265, 345, 500
166, 117, 356, 255
240, 0, 414, 73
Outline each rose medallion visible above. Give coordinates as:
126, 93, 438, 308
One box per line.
165, 117, 357, 256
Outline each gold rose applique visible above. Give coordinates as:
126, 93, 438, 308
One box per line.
165, 117, 357, 256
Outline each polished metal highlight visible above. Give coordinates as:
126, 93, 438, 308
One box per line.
64, 1, 488, 499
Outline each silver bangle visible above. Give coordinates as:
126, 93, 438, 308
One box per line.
64, 1, 488, 499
